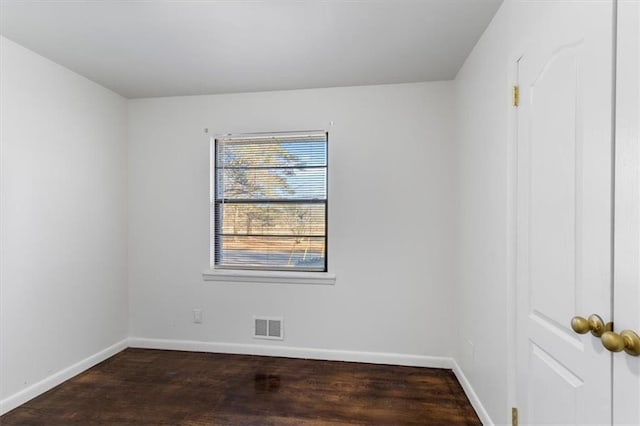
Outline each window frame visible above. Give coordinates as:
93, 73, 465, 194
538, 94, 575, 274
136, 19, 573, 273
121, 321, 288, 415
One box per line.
209, 131, 330, 275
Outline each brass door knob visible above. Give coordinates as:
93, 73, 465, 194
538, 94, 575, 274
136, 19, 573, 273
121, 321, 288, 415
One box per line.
570, 314, 612, 337
601, 330, 640, 356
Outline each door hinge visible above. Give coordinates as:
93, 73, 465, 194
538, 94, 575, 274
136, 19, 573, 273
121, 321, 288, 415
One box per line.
512, 407, 518, 426
512, 85, 520, 107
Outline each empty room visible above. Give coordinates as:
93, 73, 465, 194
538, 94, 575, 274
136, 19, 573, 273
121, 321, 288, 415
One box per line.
1, 0, 639, 425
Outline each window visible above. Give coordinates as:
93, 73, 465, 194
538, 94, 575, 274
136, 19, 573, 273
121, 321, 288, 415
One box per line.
211, 131, 327, 272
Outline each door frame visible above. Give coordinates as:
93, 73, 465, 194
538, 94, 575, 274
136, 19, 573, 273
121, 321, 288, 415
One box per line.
612, 1, 640, 424
506, 48, 521, 424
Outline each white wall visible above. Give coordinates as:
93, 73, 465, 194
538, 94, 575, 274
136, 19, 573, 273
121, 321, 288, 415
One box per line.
127, 82, 457, 359
0, 37, 129, 409
453, 3, 512, 424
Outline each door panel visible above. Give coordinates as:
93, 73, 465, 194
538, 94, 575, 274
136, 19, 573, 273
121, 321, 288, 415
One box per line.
530, 343, 583, 425
529, 44, 580, 330
516, 2, 614, 425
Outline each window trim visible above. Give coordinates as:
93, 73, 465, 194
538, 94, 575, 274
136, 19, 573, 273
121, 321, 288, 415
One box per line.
202, 268, 336, 285
209, 130, 329, 274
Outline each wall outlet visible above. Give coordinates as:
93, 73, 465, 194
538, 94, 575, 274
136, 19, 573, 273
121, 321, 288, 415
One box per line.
462, 339, 475, 368
467, 339, 475, 360
193, 309, 202, 324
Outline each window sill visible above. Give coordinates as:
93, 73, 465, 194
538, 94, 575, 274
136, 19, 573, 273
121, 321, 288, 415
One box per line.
202, 269, 336, 285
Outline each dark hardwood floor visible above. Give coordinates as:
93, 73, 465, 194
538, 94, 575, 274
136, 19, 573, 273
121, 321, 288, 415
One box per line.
1, 348, 481, 425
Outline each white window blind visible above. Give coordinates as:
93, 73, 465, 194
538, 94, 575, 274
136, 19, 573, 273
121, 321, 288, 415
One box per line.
212, 131, 327, 272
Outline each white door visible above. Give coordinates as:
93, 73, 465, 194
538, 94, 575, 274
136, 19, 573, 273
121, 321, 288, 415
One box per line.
515, 1, 614, 425
613, 1, 640, 424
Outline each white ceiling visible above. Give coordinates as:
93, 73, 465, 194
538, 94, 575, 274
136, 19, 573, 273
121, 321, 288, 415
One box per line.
0, 0, 502, 99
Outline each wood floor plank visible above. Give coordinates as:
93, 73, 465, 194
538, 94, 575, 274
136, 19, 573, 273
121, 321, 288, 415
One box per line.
1, 348, 481, 425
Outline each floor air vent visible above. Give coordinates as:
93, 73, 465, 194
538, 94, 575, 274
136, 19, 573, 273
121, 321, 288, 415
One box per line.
254, 317, 283, 340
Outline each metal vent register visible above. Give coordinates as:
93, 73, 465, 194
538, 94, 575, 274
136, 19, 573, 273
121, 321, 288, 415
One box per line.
254, 317, 283, 340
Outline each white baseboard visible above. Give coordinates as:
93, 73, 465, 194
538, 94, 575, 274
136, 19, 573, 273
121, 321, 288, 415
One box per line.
451, 359, 494, 426
128, 337, 454, 369
0, 339, 128, 416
